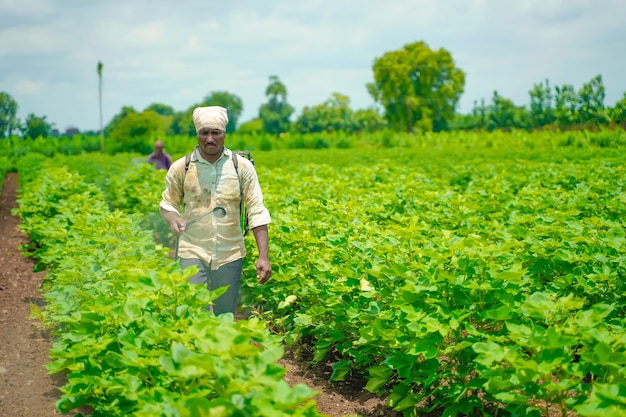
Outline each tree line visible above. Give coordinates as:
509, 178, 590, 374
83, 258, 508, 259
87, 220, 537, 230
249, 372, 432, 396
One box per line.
1, 40, 625, 141
454, 75, 626, 131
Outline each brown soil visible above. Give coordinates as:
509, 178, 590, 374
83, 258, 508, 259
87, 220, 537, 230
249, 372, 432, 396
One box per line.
0, 173, 399, 417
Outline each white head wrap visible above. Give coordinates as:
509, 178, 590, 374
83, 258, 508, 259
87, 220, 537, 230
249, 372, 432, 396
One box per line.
192, 106, 229, 132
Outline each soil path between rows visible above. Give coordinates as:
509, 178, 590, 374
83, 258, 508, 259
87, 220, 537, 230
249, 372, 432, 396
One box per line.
0, 172, 62, 416
0, 172, 396, 417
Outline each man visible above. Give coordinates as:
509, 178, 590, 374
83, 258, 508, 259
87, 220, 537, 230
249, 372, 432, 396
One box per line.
159, 106, 271, 315
147, 140, 173, 170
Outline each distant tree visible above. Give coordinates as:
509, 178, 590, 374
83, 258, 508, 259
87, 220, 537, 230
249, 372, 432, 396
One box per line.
529, 79, 555, 128
449, 99, 488, 131
238, 118, 264, 135
201, 91, 243, 133
554, 84, 578, 127
105, 106, 138, 136
473, 99, 489, 130
144, 103, 175, 116
259, 75, 294, 135
170, 107, 195, 136
143, 103, 177, 135
577, 75, 608, 126
353, 107, 386, 132
609, 92, 626, 128
488, 91, 528, 131
107, 110, 164, 153
0, 91, 19, 138
22, 113, 54, 138
296, 93, 355, 133
368, 41, 465, 132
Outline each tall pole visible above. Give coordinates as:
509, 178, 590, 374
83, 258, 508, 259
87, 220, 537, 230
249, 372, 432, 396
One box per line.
97, 61, 104, 152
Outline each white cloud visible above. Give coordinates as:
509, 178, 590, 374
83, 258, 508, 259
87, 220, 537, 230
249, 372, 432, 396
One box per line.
11, 77, 47, 95
0, 25, 62, 56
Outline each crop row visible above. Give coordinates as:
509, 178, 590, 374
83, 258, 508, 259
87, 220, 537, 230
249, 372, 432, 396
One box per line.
242, 146, 626, 416
13, 155, 325, 417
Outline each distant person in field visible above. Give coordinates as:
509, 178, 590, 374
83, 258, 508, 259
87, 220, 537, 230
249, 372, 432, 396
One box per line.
147, 140, 173, 170
159, 106, 272, 315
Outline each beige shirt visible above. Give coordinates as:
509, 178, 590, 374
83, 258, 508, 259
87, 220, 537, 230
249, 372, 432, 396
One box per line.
160, 147, 271, 269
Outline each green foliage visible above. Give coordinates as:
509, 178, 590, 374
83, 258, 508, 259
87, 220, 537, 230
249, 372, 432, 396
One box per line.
294, 93, 386, 134
240, 132, 626, 416
369, 40, 465, 132
554, 84, 579, 126
144, 102, 175, 116
353, 107, 387, 132
0, 91, 20, 138
170, 108, 195, 136
14, 162, 325, 417
105, 106, 138, 136
0, 156, 9, 187
238, 118, 264, 135
259, 75, 295, 135
487, 91, 529, 131
21, 113, 54, 138
295, 93, 354, 133
107, 110, 166, 154
578, 75, 609, 126
529, 79, 555, 128
610, 93, 626, 127
15, 153, 48, 184
456, 74, 617, 132
9, 129, 626, 416
259, 136, 273, 151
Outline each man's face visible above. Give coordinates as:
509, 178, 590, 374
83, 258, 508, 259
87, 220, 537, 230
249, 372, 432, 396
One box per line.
197, 128, 226, 158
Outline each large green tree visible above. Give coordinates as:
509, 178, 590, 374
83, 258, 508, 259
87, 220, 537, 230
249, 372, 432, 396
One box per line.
259, 75, 294, 135
368, 41, 465, 132
0, 92, 19, 138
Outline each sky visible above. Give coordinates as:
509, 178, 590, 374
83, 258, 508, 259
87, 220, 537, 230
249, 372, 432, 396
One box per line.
1, 0, 625, 133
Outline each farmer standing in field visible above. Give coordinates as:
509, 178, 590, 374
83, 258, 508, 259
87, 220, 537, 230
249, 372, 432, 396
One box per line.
147, 140, 173, 170
159, 106, 272, 315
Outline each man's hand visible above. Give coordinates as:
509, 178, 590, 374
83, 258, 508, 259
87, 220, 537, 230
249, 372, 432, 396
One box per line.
161, 207, 185, 236
170, 219, 186, 236
252, 224, 271, 284
256, 257, 272, 284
